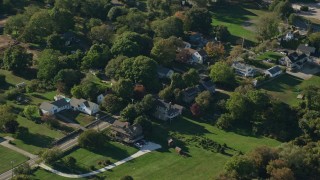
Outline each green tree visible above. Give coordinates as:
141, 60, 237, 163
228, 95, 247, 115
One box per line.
46, 33, 64, 50
226, 92, 248, 120
50, 7, 75, 32
3, 45, 32, 73
256, 14, 279, 41
183, 68, 200, 87
105, 55, 127, 78
170, 73, 185, 89
118, 56, 159, 90
89, 24, 114, 45
107, 6, 127, 21
111, 38, 140, 57
195, 91, 212, 110
0, 74, 6, 87
225, 155, 256, 179
23, 105, 40, 121
134, 115, 152, 135
78, 130, 105, 149
151, 38, 176, 66
102, 94, 125, 114
212, 25, 231, 42
22, 10, 56, 43
4, 14, 27, 37
308, 32, 320, 50
54, 69, 84, 94
64, 156, 77, 168
112, 79, 133, 99
159, 86, 174, 102
0, 105, 18, 133
151, 16, 184, 38
40, 148, 62, 165
120, 104, 138, 124
81, 44, 111, 69
210, 62, 235, 85
184, 8, 211, 34
37, 49, 62, 81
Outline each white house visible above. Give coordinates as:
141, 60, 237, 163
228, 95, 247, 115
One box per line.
187, 48, 207, 64
232, 62, 256, 77
265, 66, 282, 78
40, 99, 70, 115
70, 98, 99, 115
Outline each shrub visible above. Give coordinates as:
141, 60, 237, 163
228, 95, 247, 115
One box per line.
300, 6, 309, 11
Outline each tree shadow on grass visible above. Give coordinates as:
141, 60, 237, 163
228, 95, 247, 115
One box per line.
19, 132, 55, 148
89, 142, 133, 161
31, 94, 50, 101
260, 74, 303, 93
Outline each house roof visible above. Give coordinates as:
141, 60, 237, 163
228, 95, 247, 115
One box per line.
156, 99, 184, 115
40, 102, 55, 111
201, 80, 215, 89
51, 98, 69, 108
287, 52, 307, 63
70, 98, 97, 110
112, 120, 143, 138
266, 66, 282, 75
183, 87, 199, 97
157, 66, 172, 75
297, 44, 316, 54
232, 62, 253, 71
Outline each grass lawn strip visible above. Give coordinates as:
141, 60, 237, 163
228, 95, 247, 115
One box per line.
0, 146, 29, 174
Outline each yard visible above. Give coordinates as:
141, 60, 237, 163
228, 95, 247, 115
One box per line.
58, 110, 95, 126
49, 141, 138, 174
256, 52, 284, 62
99, 117, 280, 179
260, 73, 320, 106
0, 146, 29, 174
32, 169, 85, 180
211, 3, 269, 43
0, 116, 65, 154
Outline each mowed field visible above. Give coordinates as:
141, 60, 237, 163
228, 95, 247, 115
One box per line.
260, 73, 320, 106
32, 116, 280, 179
0, 146, 28, 174
212, 3, 269, 43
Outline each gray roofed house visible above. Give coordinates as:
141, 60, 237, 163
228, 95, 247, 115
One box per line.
157, 66, 174, 79
40, 99, 70, 115
111, 120, 144, 143
182, 87, 200, 103
200, 78, 216, 94
297, 44, 316, 56
70, 97, 99, 115
265, 66, 282, 78
232, 62, 256, 77
281, 52, 309, 70
51, 98, 69, 108
153, 99, 184, 121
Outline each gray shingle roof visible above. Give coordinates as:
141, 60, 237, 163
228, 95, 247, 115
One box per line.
267, 66, 282, 75
40, 102, 55, 111
297, 44, 316, 54
51, 99, 69, 108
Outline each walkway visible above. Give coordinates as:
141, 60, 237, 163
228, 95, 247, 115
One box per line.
39, 142, 162, 178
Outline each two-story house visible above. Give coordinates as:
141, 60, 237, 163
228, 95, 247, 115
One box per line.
232, 62, 256, 77
40, 98, 70, 115
153, 99, 184, 121
281, 52, 308, 70
111, 120, 144, 143
70, 98, 100, 115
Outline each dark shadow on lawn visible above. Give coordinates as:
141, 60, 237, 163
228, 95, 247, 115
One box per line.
90, 142, 133, 161
19, 132, 55, 148
260, 74, 303, 93
31, 94, 50, 101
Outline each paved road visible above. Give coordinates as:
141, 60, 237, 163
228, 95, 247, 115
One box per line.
40, 142, 162, 178
0, 120, 111, 180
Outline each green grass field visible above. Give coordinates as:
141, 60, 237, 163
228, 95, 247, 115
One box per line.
257, 52, 284, 61
211, 4, 268, 43
33, 116, 280, 179
0, 146, 29, 174
260, 73, 320, 106
0, 116, 65, 154
32, 169, 86, 180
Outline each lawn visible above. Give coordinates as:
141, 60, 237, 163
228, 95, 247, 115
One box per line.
1, 116, 65, 154
32, 169, 85, 180
50, 141, 138, 174
0, 146, 29, 174
257, 51, 284, 62
260, 73, 320, 106
58, 110, 95, 126
211, 3, 269, 43
0, 69, 30, 85
99, 117, 280, 179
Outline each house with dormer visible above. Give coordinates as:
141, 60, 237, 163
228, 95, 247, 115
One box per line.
153, 99, 184, 121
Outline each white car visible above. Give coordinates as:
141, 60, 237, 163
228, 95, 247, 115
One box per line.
134, 142, 142, 148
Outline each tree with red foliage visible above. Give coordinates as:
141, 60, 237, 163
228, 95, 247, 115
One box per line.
190, 103, 201, 116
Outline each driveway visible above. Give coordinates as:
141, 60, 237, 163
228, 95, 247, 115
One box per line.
40, 142, 162, 178
286, 63, 320, 80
